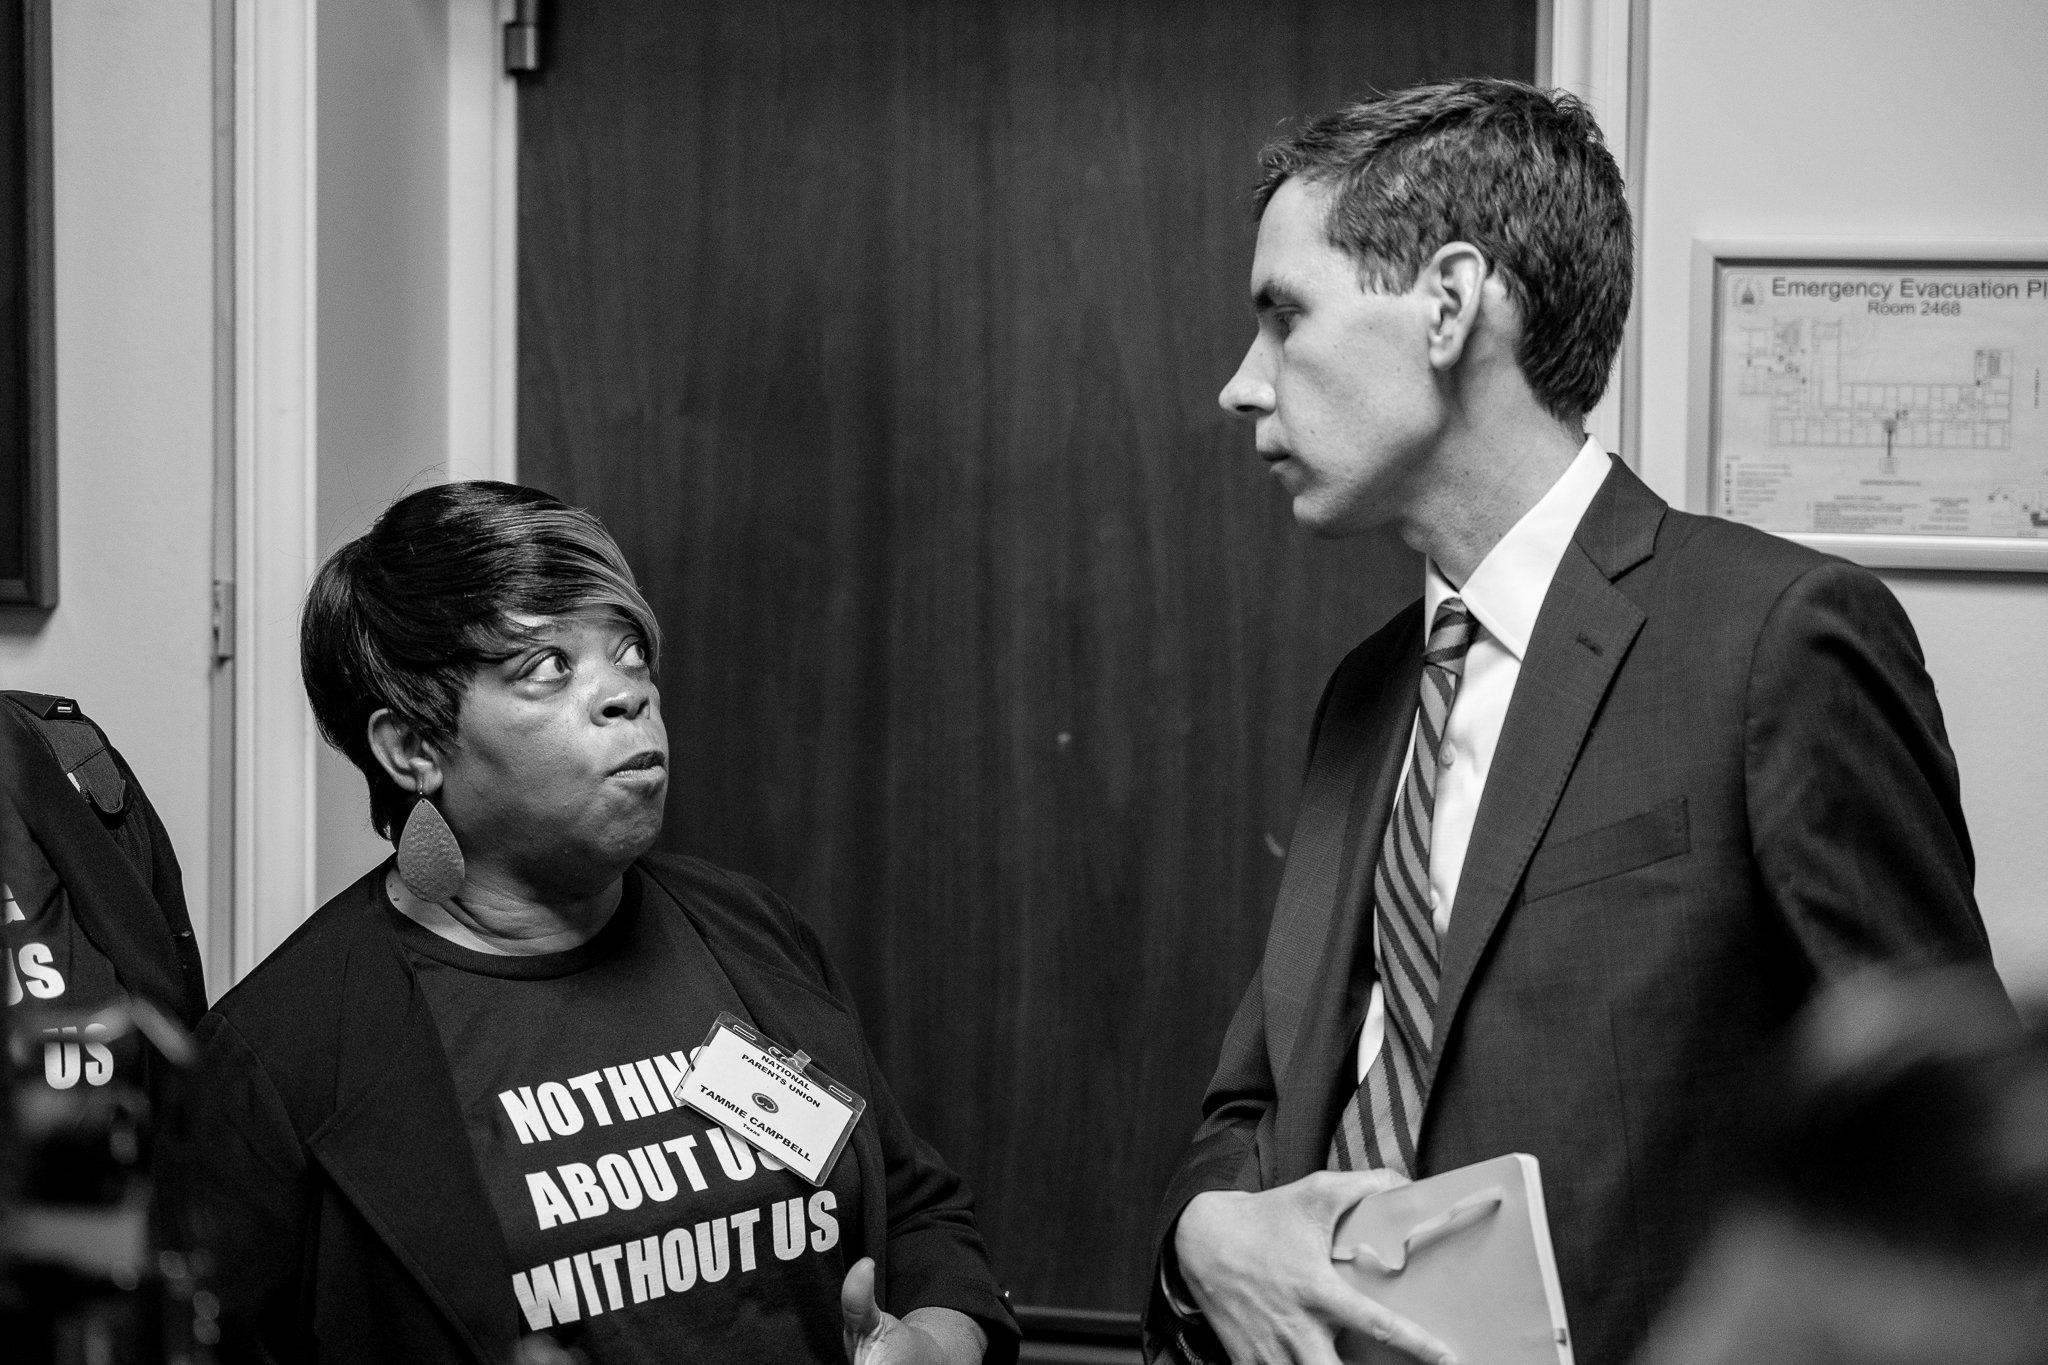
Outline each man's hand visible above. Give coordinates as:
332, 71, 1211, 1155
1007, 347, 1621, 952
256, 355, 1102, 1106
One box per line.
1174, 1171, 1457, 1365
840, 1257, 987, 1365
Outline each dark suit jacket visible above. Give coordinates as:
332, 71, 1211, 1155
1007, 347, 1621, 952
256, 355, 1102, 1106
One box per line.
1145, 459, 1994, 1365
178, 853, 1018, 1365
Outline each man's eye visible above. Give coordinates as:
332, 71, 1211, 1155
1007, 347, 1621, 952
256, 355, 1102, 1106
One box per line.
618, 639, 648, 668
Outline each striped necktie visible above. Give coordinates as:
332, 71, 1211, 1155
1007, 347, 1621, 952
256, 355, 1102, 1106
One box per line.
1328, 598, 1476, 1176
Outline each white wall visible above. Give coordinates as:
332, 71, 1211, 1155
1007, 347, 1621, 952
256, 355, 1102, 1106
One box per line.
0, 0, 509, 988
314, 0, 453, 901
0, 1, 220, 941
1636, 0, 2048, 989
302, 0, 515, 908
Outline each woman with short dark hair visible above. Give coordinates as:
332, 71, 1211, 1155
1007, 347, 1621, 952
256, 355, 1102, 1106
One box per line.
185, 481, 1016, 1365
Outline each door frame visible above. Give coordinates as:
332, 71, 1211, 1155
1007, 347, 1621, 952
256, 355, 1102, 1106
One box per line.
1541, 0, 1651, 465
219, 0, 517, 990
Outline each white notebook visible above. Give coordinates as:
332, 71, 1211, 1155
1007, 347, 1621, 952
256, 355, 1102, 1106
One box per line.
1329, 1152, 1574, 1365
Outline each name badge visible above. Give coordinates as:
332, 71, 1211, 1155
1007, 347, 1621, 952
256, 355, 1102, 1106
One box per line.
673, 1012, 865, 1187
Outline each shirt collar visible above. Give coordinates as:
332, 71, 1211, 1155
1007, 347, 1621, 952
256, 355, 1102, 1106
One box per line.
1424, 436, 1612, 661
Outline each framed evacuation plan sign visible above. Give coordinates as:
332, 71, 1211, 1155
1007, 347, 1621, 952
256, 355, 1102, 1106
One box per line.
1692, 239, 2048, 571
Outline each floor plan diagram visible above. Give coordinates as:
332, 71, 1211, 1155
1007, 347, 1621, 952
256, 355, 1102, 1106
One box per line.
1738, 320, 2012, 456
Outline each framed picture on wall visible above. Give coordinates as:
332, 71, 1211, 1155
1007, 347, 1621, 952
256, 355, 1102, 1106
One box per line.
0, 0, 53, 608
1690, 238, 2048, 572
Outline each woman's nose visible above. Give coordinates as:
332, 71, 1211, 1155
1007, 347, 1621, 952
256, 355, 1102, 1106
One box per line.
597, 668, 652, 720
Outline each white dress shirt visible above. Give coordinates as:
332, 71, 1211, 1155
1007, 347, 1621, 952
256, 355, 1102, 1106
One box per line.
1355, 436, 1612, 1081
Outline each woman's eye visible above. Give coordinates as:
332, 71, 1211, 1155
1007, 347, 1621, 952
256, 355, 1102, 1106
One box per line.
618, 639, 648, 668
525, 652, 570, 682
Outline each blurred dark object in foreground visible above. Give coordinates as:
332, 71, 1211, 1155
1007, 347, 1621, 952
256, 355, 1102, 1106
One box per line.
1639, 967, 2048, 1365
1, 691, 214, 1361
0, 997, 215, 1365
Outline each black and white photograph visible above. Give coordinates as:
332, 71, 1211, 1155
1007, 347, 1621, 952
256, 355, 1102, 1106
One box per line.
2, 3, 2044, 1364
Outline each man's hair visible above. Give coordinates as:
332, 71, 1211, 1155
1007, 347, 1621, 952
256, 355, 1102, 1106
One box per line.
1254, 78, 1633, 425
300, 480, 661, 841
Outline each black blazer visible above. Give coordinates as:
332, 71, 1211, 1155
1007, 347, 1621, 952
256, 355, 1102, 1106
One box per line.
179, 853, 1018, 1364
1145, 460, 1996, 1365
0, 691, 207, 1030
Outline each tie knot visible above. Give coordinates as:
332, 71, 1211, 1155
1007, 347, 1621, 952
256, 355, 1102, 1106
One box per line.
1425, 599, 1476, 673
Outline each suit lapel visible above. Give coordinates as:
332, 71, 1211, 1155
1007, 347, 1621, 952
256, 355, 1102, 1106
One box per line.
305, 910, 514, 1363
1265, 608, 1420, 1180
1430, 461, 1663, 1073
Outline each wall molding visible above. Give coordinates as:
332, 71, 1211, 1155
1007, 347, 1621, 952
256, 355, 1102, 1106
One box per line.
220, 0, 516, 986
1542, 0, 1648, 463
232, 0, 318, 979
222, 0, 516, 986
445, 0, 518, 485
208, 0, 236, 997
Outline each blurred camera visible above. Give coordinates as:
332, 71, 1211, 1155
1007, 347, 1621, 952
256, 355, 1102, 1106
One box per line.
0, 998, 214, 1365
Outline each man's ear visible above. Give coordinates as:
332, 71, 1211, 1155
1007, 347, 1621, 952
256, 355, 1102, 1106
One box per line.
1418, 241, 1490, 373
366, 708, 445, 797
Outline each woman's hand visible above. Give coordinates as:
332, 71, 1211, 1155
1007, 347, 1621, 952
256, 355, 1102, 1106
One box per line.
840, 1257, 987, 1365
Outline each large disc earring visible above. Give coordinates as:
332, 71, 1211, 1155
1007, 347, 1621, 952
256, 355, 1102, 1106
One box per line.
396, 795, 466, 904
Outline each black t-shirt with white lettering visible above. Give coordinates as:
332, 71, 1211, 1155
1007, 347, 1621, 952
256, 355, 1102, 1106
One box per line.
395, 866, 859, 1364
1, 792, 149, 1113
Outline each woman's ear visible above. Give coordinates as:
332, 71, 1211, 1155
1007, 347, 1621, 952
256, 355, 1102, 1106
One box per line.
1420, 240, 1490, 373
366, 709, 445, 796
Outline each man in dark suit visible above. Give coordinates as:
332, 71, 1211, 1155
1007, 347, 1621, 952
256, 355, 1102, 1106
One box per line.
1145, 80, 1997, 1365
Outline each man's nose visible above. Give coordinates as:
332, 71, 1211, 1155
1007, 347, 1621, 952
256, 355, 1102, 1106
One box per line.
1218, 343, 1275, 419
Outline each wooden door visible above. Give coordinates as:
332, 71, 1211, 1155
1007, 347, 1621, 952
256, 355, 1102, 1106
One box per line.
518, 1, 1534, 1344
